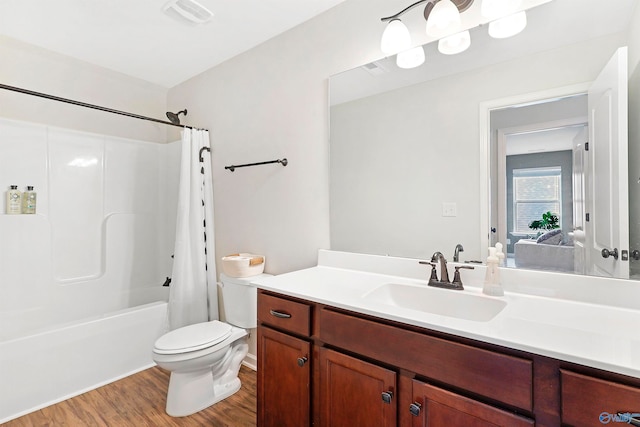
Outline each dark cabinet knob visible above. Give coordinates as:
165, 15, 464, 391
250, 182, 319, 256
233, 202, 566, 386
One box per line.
409, 402, 422, 416
601, 248, 619, 260
632, 250, 640, 260
297, 357, 308, 367
381, 391, 393, 404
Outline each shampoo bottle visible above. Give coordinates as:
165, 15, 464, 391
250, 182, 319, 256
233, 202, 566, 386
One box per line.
6, 185, 22, 214
22, 186, 37, 214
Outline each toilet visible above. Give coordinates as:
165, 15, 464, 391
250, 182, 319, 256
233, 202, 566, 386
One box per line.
152, 273, 271, 417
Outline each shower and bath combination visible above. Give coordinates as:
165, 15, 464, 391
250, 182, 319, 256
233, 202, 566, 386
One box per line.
166, 109, 187, 124
0, 83, 211, 422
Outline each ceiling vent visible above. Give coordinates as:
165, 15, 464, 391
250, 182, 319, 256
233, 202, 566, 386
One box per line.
361, 61, 389, 77
163, 0, 213, 25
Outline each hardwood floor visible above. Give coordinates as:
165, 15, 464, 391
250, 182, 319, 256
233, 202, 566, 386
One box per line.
5, 365, 256, 427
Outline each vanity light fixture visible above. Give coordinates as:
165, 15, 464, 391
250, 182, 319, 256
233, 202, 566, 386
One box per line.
480, 0, 515, 19
380, 0, 528, 68
481, 0, 527, 38
380, 0, 473, 57
380, 19, 412, 55
163, 0, 213, 25
488, 11, 528, 38
425, 0, 462, 38
438, 30, 471, 55
397, 46, 426, 68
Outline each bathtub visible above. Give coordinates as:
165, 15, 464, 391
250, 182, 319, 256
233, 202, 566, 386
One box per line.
0, 118, 180, 422
0, 301, 169, 423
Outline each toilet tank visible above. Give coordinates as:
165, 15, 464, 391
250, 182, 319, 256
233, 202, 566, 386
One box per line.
219, 273, 272, 328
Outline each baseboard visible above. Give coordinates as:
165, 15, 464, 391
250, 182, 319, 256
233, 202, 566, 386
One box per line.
242, 353, 257, 371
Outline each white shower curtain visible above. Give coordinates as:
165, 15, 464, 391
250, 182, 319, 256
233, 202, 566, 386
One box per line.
168, 128, 219, 330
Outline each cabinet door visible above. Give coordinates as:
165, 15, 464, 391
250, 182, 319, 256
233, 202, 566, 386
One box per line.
258, 326, 311, 427
561, 369, 640, 427
319, 347, 396, 427
410, 380, 534, 427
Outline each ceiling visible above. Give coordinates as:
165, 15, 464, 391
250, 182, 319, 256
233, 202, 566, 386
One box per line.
0, 0, 347, 88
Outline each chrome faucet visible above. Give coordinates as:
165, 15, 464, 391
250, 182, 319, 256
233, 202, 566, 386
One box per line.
453, 244, 464, 262
431, 251, 450, 283
419, 251, 474, 290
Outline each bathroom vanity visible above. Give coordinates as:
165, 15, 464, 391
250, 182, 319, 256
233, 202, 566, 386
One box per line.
254, 251, 640, 427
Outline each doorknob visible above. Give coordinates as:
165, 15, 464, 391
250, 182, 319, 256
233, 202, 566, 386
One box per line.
601, 248, 619, 260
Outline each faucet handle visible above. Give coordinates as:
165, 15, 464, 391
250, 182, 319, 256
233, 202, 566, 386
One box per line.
419, 261, 439, 283
452, 265, 475, 287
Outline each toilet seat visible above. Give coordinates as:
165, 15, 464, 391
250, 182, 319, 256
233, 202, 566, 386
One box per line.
154, 321, 233, 355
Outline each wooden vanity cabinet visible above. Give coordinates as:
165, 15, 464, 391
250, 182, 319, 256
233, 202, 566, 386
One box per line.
257, 290, 640, 427
319, 347, 397, 427
560, 369, 640, 427
409, 380, 534, 427
257, 292, 313, 427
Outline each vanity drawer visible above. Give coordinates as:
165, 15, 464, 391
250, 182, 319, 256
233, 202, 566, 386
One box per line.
561, 369, 640, 427
319, 308, 533, 411
258, 291, 312, 337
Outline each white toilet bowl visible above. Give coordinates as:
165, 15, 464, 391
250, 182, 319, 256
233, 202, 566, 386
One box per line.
153, 321, 248, 416
152, 273, 271, 417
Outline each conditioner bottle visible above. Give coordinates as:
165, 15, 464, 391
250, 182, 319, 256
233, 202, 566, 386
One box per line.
22, 186, 37, 214
6, 185, 22, 214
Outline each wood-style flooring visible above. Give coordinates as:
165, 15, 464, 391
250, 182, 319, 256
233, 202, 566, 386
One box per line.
4, 365, 256, 427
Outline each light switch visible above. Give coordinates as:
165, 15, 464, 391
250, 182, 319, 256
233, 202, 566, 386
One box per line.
442, 202, 457, 217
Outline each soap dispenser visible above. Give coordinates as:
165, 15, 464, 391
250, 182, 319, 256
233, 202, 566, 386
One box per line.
483, 245, 504, 296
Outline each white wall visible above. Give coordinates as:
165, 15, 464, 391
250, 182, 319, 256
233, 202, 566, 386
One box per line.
0, 36, 169, 143
167, 0, 398, 275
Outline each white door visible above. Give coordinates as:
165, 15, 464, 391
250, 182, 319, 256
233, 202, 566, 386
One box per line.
572, 126, 587, 275
585, 47, 629, 279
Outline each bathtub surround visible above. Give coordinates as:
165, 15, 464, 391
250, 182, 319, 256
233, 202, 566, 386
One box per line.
0, 117, 180, 422
169, 128, 218, 329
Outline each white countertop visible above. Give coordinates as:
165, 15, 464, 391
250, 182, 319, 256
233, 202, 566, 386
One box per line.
253, 250, 640, 379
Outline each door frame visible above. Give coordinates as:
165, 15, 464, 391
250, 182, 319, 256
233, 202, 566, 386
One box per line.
495, 117, 587, 251
479, 82, 591, 254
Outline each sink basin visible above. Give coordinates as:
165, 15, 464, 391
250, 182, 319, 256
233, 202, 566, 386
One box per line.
362, 283, 506, 322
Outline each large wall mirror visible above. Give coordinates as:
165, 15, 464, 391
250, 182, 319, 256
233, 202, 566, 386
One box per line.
329, 0, 640, 280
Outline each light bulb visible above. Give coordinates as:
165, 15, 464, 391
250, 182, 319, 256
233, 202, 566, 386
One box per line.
426, 0, 461, 38
438, 30, 471, 55
381, 19, 412, 55
488, 11, 527, 39
396, 46, 425, 69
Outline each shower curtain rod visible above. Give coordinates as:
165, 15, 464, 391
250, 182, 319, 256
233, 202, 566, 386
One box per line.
0, 83, 207, 131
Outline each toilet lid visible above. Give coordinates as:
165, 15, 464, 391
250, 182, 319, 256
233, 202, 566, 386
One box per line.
154, 321, 233, 354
